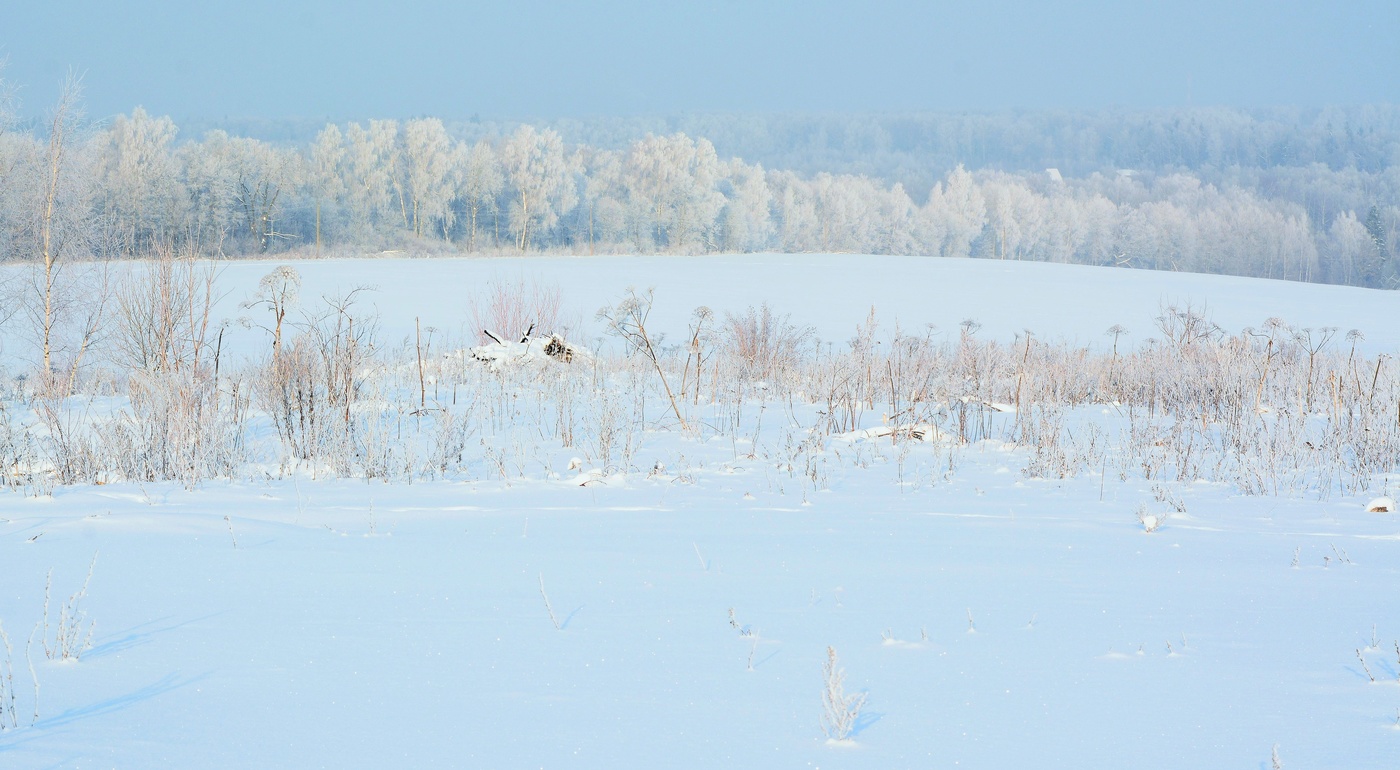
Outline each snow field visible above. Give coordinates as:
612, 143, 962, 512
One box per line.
2, 254, 1400, 767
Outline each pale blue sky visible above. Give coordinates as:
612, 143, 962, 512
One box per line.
3, 0, 1397, 122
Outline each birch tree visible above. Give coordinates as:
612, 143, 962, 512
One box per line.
454, 139, 504, 252
623, 133, 724, 252
28, 75, 97, 377
12, 74, 105, 392
342, 120, 399, 240
309, 124, 346, 254
574, 146, 626, 254
402, 118, 454, 239
501, 125, 575, 251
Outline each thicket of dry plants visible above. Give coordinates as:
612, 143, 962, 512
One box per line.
1, 261, 1396, 502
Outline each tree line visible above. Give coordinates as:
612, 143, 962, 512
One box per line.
1, 76, 1397, 287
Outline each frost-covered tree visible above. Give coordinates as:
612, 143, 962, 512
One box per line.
716, 159, 773, 253
225, 136, 300, 253
308, 124, 346, 253
342, 120, 400, 240
501, 125, 576, 251
768, 171, 818, 252
453, 139, 504, 251
812, 173, 875, 253
402, 118, 455, 239
923, 165, 986, 259
870, 182, 917, 255
0, 63, 29, 263
94, 107, 183, 256
1075, 194, 1120, 266
179, 130, 237, 253
573, 146, 626, 254
623, 133, 725, 252
980, 175, 1032, 260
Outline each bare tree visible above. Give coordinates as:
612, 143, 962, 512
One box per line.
13, 73, 105, 393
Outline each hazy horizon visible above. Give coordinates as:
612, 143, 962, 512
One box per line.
4, 0, 1398, 124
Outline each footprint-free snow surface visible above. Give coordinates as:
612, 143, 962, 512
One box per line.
3, 254, 1399, 768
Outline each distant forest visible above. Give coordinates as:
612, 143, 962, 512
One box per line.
4, 77, 1398, 287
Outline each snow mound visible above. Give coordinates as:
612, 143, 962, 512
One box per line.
1365, 496, 1396, 513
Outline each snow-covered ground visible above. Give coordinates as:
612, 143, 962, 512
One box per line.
202, 253, 1400, 355
3, 254, 1400, 768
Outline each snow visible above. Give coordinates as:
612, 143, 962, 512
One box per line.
2, 254, 1400, 768
9, 252, 1391, 365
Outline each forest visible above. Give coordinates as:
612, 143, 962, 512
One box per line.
2, 76, 1398, 287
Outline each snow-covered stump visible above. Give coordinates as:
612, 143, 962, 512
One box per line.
470, 330, 581, 372
1364, 496, 1395, 513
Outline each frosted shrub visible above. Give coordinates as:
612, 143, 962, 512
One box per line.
724, 303, 813, 382
1136, 503, 1168, 533
0, 403, 39, 491
424, 407, 474, 479
820, 646, 866, 742
103, 370, 249, 487
32, 397, 101, 488
258, 291, 374, 473
1019, 405, 1076, 479
470, 278, 563, 344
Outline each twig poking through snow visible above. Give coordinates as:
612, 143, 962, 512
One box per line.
42, 553, 98, 662
224, 516, 238, 549
1356, 648, 1375, 682
0, 621, 15, 730
539, 574, 561, 631
25, 625, 37, 726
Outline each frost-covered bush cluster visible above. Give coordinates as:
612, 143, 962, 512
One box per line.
0, 264, 1396, 503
